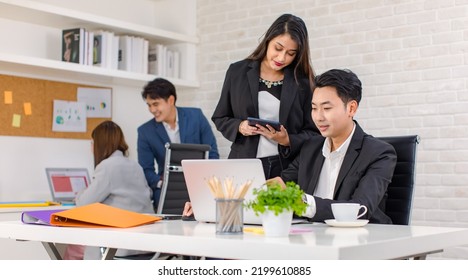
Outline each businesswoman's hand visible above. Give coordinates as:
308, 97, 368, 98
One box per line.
238, 120, 258, 136
255, 124, 290, 147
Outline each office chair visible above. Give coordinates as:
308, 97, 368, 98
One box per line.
148, 143, 210, 260
157, 143, 211, 215
114, 143, 211, 261
377, 135, 420, 226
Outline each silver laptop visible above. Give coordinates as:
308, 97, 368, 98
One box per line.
181, 159, 266, 225
45, 168, 90, 204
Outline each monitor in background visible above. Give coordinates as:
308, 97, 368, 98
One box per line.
45, 167, 90, 204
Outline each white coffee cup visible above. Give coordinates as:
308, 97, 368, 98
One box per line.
331, 203, 368, 222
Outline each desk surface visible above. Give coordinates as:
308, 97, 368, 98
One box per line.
1, 220, 467, 259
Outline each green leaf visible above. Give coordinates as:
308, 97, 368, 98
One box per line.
245, 181, 307, 216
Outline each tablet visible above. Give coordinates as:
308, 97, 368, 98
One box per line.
247, 117, 281, 131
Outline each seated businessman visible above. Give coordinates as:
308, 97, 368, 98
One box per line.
137, 78, 219, 208
269, 69, 397, 224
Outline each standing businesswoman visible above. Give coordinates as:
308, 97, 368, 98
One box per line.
212, 14, 319, 179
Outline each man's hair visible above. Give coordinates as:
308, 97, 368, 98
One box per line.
314, 69, 362, 105
141, 78, 177, 103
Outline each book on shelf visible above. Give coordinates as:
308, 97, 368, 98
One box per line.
118, 35, 132, 71
148, 43, 158, 75
86, 31, 94, 66
173, 50, 180, 79
111, 34, 120, 70
62, 28, 85, 64
93, 31, 103, 65
148, 44, 180, 78
142, 39, 149, 74
60, 28, 155, 75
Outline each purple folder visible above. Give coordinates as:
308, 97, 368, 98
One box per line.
21, 209, 64, 225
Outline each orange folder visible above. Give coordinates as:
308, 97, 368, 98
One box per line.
50, 203, 161, 228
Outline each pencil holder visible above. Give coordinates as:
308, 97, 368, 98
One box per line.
215, 199, 244, 235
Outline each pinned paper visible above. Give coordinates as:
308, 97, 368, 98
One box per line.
52, 100, 87, 132
24, 102, 32, 115
4, 91, 13, 104
12, 114, 21, 127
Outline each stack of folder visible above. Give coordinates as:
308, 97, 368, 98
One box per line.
0, 201, 60, 207
21, 203, 161, 228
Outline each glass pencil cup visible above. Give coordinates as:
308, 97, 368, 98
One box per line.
215, 199, 244, 235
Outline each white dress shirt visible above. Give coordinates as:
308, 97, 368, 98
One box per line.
256, 90, 280, 158
303, 124, 356, 218
162, 108, 181, 144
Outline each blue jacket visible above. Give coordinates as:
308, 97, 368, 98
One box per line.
137, 107, 219, 201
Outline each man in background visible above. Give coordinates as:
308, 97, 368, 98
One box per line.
137, 78, 219, 208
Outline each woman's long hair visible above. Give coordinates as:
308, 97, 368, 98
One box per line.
247, 14, 315, 84
92, 121, 128, 167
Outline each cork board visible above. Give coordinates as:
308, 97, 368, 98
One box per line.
0, 74, 111, 139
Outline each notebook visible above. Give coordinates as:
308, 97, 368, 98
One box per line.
45, 168, 90, 204
181, 159, 266, 225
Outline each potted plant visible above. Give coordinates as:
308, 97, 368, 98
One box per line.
246, 181, 307, 237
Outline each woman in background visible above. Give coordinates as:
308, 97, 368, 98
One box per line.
64, 120, 154, 260
212, 14, 319, 179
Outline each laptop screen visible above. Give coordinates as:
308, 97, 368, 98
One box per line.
45, 168, 90, 202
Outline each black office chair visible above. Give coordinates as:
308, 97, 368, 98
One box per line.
115, 143, 211, 260
377, 135, 420, 225
157, 143, 211, 215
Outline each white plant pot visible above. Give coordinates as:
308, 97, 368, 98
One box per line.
261, 210, 293, 237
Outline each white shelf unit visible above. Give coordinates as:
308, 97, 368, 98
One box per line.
0, 0, 199, 88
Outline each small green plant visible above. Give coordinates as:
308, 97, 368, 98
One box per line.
245, 181, 307, 216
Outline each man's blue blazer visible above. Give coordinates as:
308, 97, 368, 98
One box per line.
137, 107, 219, 203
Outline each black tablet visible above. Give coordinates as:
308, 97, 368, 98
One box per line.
247, 117, 281, 131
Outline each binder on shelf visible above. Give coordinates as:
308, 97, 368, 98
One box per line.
21, 203, 160, 228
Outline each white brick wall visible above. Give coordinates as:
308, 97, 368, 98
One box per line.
186, 0, 468, 259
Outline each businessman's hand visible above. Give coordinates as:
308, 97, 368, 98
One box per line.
265, 177, 286, 189
182, 201, 193, 217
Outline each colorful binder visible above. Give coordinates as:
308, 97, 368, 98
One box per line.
21, 209, 63, 225
0, 201, 60, 208
21, 203, 161, 228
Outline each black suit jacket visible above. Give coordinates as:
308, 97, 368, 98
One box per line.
282, 122, 397, 224
212, 59, 318, 168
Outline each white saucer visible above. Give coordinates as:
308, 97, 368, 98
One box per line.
324, 219, 369, 228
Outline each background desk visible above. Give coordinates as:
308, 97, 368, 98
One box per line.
1, 220, 467, 260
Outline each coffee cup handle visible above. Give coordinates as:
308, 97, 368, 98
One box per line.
357, 205, 368, 219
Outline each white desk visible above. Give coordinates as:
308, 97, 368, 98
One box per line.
1, 220, 467, 260
0, 206, 72, 259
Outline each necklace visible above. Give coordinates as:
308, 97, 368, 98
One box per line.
259, 78, 283, 88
